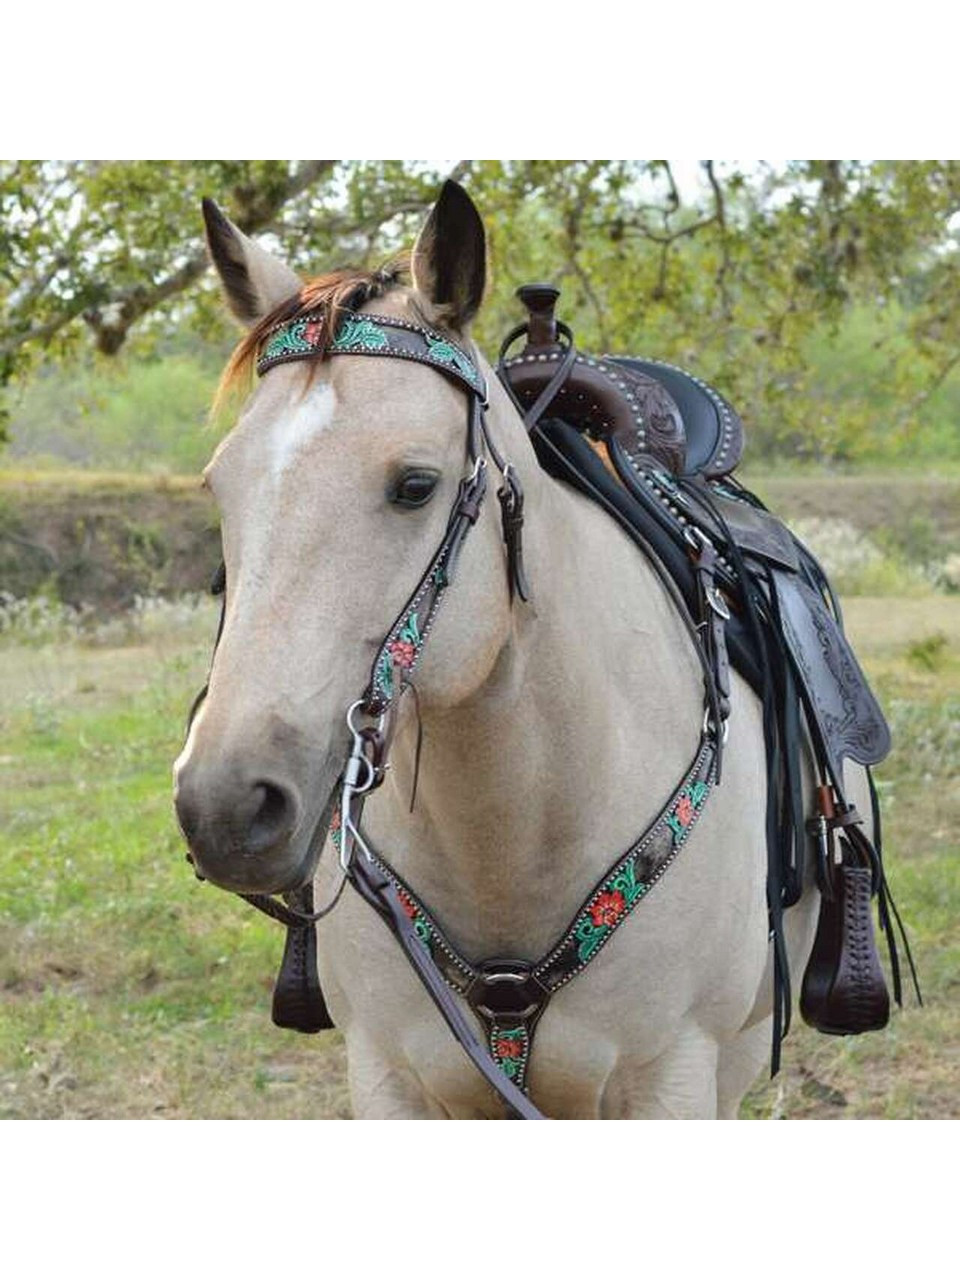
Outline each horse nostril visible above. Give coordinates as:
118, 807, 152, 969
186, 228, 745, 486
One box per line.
246, 781, 297, 854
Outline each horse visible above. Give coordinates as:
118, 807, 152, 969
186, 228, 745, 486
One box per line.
173, 180, 877, 1118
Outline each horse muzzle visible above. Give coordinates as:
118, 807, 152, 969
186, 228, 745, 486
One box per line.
173, 759, 312, 894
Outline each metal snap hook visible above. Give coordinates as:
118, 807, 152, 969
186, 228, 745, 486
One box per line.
703, 706, 730, 745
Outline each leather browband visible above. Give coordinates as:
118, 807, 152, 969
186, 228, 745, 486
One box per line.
257, 310, 486, 399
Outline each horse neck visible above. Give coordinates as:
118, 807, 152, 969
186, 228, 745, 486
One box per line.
372, 366, 704, 957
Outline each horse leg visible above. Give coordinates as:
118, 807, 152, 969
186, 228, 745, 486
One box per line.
716, 1020, 774, 1119
600, 1020, 721, 1119
345, 1033, 449, 1119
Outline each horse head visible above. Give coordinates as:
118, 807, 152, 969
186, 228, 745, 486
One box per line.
174, 182, 528, 895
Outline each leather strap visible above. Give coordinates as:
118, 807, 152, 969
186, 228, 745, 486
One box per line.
354, 736, 717, 1099
270, 884, 335, 1033
259, 310, 486, 400
346, 840, 547, 1119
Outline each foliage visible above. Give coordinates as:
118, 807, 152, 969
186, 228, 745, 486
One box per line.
4, 350, 223, 473
3, 160, 960, 462
905, 632, 949, 671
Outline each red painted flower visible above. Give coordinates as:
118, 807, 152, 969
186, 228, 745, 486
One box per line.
388, 638, 417, 668
496, 1037, 523, 1059
396, 888, 418, 920
590, 890, 626, 929
675, 794, 694, 828
304, 320, 324, 346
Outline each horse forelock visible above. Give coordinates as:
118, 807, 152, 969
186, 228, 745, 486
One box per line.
212, 256, 436, 418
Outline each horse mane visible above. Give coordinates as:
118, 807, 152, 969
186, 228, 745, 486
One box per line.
213, 258, 410, 416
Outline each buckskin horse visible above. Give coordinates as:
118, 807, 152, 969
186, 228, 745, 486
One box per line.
174, 181, 910, 1119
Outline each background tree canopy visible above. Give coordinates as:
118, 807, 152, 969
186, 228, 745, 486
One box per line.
3, 159, 960, 466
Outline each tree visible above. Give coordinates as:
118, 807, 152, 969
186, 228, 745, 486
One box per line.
3, 159, 960, 459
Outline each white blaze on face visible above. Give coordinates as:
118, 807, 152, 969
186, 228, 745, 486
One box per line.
268, 378, 337, 481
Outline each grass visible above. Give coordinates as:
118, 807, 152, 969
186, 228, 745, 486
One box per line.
0, 608, 348, 1119
1, 599, 957, 1119
0, 469, 200, 493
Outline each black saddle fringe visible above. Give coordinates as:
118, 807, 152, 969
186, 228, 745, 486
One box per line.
678, 478, 921, 1070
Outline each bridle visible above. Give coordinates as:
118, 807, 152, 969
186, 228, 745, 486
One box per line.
186, 306, 731, 1120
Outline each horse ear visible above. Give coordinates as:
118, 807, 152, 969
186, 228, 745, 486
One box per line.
411, 180, 486, 330
202, 198, 302, 327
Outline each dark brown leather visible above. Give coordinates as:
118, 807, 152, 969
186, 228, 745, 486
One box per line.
348, 841, 547, 1119
800, 851, 890, 1036
611, 356, 745, 478
271, 888, 335, 1033
517, 283, 561, 348
504, 349, 687, 476
500, 283, 753, 479
501, 284, 686, 475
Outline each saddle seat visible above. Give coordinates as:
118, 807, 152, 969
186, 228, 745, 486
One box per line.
499, 284, 744, 479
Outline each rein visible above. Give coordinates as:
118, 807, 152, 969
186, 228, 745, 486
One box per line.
187, 308, 732, 1119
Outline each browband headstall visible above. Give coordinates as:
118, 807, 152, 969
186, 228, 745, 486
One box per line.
256, 310, 486, 398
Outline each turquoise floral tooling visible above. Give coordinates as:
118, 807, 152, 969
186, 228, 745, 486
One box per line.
329, 805, 343, 855
258, 314, 389, 372
491, 1026, 529, 1081
366, 546, 453, 711
396, 886, 433, 950
572, 774, 712, 964
575, 858, 648, 963
425, 336, 482, 389
331, 316, 389, 351
261, 319, 316, 365
361, 744, 716, 1097
257, 311, 483, 394
665, 780, 709, 843
374, 612, 422, 700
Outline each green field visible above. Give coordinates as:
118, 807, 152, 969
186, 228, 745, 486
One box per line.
1, 488, 958, 1118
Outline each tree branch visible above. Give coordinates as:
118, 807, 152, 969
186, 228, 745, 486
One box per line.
895, 348, 960, 433
704, 160, 733, 322
82, 160, 337, 354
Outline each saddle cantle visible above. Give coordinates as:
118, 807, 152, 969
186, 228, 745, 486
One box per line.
498, 281, 916, 1055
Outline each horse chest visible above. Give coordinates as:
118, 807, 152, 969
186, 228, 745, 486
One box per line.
314, 775, 771, 1119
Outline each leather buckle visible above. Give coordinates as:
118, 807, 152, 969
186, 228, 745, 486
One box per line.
466, 961, 548, 1022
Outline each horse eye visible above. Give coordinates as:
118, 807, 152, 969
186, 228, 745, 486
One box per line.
390, 468, 440, 508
